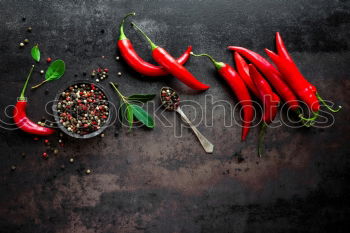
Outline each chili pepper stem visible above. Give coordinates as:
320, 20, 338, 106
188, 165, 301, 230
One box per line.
31, 79, 48, 89
316, 92, 342, 113
109, 82, 128, 103
190, 52, 225, 70
297, 110, 319, 127
258, 123, 267, 158
19, 65, 35, 100
119, 12, 136, 40
131, 22, 158, 50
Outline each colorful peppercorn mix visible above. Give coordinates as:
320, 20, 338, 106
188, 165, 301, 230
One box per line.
56, 83, 109, 136
160, 87, 180, 110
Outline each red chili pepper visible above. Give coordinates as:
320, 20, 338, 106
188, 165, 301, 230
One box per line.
265, 32, 339, 114
228, 46, 299, 111
249, 64, 280, 157
13, 65, 55, 136
132, 22, 210, 91
234, 52, 260, 97
191, 52, 254, 140
118, 13, 193, 77
235, 52, 280, 122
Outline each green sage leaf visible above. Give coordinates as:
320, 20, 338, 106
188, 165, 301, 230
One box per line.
45, 59, 66, 81
127, 94, 156, 103
125, 103, 134, 130
130, 104, 154, 128
31, 44, 40, 62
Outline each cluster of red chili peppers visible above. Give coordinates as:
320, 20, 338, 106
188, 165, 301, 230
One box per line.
117, 13, 341, 156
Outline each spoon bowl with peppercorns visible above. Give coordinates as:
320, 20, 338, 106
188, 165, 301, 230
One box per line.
160, 87, 214, 153
52, 80, 113, 139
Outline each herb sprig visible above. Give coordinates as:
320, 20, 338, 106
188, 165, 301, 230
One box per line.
110, 82, 155, 129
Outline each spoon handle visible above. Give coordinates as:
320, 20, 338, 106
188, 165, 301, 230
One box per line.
176, 107, 214, 153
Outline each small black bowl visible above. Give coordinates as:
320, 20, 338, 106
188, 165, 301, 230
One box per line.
52, 80, 114, 139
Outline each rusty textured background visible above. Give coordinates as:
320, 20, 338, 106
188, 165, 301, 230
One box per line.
1, 0, 350, 232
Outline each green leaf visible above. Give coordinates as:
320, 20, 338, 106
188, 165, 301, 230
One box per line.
130, 104, 154, 128
45, 59, 66, 81
127, 94, 156, 103
31, 45, 40, 62
125, 103, 134, 130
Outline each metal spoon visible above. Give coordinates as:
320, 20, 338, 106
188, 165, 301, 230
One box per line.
160, 87, 214, 153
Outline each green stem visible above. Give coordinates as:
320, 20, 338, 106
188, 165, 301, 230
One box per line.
131, 22, 158, 50
316, 92, 342, 113
19, 65, 35, 100
31, 79, 48, 89
110, 82, 128, 103
258, 123, 267, 158
119, 12, 136, 40
191, 52, 225, 70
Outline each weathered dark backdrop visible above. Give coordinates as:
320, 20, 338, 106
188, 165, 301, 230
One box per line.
0, 0, 350, 232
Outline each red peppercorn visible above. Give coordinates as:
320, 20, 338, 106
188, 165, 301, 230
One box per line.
42, 152, 48, 158
34, 137, 39, 141
44, 139, 49, 144
47, 57, 52, 63
104, 68, 109, 73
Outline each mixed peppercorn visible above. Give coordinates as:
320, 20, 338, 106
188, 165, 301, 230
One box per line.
160, 87, 180, 110
91, 67, 109, 83
56, 83, 109, 136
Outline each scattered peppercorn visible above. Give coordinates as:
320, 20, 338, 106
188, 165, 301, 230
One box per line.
60, 165, 65, 170
53, 149, 59, 155
100, 133, 105, 138
47, 57, 52, 63
86, 169, 91, 174
115, 56, 120, 61
69, 158, 74, 163
42, 152, 48, 159
19, 42, 25, 47
21, 152, 26, 158
40, 70, 44, 74
27, 27, 32, 32
117, 72, 122, 76
24, 39, 29, 44
22, 17, 26, 21
11, 165, 16, 171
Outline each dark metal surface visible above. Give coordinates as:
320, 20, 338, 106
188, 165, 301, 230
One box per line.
0, 0, 350, 232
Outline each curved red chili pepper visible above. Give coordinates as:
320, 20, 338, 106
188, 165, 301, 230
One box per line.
264, 32, 320, 112
249, 64, 280, 124
132, 22, 210, 91
13, 65, 55, 135
234, 52, 260, 98
118, 13, 192, 77
249, 64, 280, 157
228, 46, 299, 111
192, 52, 254, 141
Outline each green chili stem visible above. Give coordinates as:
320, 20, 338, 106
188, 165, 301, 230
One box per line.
190, 52, 225, 70
19, 65, 35, 100
131, 22, 158, 50
119, 12, 136, 40
258, 123, 267, 158
31, 79, 48, 89
110, 82, 128, 103
316, 92, 342, 113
